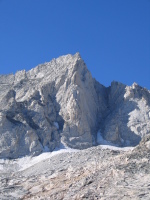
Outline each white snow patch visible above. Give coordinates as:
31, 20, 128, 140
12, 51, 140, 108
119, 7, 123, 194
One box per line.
97, 131, 112, 145
97, 131, 134, 151
0, 141, 79, 172
18, 148, 78, 171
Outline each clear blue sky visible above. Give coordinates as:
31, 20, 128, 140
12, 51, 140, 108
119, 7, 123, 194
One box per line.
0, 0, 150, 89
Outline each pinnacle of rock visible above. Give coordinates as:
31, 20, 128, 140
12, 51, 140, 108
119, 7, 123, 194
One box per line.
0, 53, 150, 159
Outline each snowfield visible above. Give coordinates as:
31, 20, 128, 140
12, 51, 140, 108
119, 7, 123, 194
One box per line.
97, 131, 134, 151
0, 142, 79, 172
0, 135, 134, 173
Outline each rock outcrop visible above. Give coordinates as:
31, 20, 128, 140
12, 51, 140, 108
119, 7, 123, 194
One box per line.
0, 53, 150, 158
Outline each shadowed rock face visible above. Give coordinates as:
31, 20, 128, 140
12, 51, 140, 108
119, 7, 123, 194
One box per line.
0, 53, 150, 158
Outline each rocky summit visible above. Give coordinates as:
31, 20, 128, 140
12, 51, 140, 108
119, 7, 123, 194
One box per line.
0, 53, 150, 199
0, 53, 150, 159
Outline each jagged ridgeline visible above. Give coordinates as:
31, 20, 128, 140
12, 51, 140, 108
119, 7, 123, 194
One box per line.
0, 53, 150, 158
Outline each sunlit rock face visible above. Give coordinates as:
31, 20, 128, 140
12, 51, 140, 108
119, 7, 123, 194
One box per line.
0, 53, 150, 158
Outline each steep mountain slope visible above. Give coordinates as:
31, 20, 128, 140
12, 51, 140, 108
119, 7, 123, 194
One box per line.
0, 53, 150, 158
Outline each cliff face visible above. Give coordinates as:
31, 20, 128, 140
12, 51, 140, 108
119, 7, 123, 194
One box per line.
103, 82, 150, 146
0, 53, 150, 158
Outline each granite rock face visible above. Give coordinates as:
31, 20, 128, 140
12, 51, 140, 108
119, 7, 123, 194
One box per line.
0, 53, 150, 158
102, 82, 150, 146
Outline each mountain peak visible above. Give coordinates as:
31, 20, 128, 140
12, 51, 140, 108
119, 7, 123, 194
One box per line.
0, 53, 150, 159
